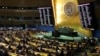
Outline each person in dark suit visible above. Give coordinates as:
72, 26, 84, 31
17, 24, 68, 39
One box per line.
17, 44, 23, 50
48, 53, 52, 56
4, 50, 9, 56
60, 48, 64, 56
0, 50, 4, 56
16, 43, 23, 54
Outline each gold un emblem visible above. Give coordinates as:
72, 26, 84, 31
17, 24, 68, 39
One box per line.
64, 2, 76, 17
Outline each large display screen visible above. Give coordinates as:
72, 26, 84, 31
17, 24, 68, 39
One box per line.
78, 3, 96, 29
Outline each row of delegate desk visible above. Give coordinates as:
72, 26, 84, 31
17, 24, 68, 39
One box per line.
0, 30, 100, 56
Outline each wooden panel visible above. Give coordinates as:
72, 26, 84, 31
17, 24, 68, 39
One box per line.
0, 0, 52, 7
95, 6, 100, 18
0, 9, 39, 17
78, 0, 95, 4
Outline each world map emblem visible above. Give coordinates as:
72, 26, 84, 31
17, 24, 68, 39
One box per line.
64, 2, 76, 16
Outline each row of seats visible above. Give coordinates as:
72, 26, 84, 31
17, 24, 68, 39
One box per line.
0, 30, 100, 56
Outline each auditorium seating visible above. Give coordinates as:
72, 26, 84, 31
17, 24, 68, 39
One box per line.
0, 29, 100, 56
